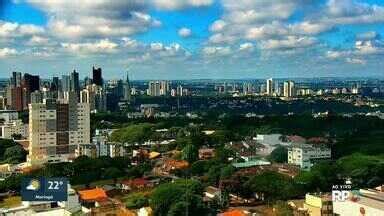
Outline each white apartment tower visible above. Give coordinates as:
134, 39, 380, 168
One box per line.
28, 92, 90, 165
266, 78, 274, 96
284, 81, 296, 98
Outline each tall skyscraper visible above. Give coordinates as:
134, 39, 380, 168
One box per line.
160, 81, 169, 95
123, 72, 131, 101
61, 75, 70, 92
70, 70, 80, 93
10, 72, 22, 88
22, 73, 40, 109
51, 76, 60, 92
8, 72, 23, 111
147, 80, 169, 96
92, 66, 103, 86
28, 92, 90, 165
284, 81, 296, 98
177, 85, 183, 96
23, 73, 40, 93
147, 81, 161, 96
80, 84, 107, 112
266, 78, 274, 96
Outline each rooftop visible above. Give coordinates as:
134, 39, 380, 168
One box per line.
78, 188, 108, 201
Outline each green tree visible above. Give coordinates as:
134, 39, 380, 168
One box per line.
3, 145, 27, 163
124, 193, 149, 209
103, 167, 123, 181
268, 146, 288, 163
150, 180, 205, 216
244, 171, 297, 202
110, 123, 154, 144
182, 144, 198, 163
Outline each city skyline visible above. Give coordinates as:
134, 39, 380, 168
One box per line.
1, 0, 384, 79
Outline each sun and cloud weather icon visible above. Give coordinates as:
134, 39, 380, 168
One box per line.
26, 179, 41, 191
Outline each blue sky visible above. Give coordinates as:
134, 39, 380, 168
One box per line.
1, 0, 384, 79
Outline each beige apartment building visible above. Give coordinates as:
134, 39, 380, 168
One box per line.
28, 93, 90, 165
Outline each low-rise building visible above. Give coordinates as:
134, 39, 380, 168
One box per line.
288, 143, 331, 170
198, 148, 215, 160
0, 119, 28, 139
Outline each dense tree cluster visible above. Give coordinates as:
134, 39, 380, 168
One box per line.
0, 139, 27, 164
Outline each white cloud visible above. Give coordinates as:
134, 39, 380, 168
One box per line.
0, 21, 44, 38
239, 43, 254, 52
25, 36, 51, 46
356, 31, 379, 40
209, 20, 227, 32
355, 40, 384, 55
178, 27, 192, 38
152, 0, 213, 10
0, 48, 18, 58
346, 57, 366, 65
289, 22, 333, 35
202, 46, 232, 57
246, 22, 289, 40
121, 37, 139, 48
61, 39, 118, 54
260, 36, 317, 50
27, 0, 158, 39
326, 50, 344, 59
324, 0, 384, 25
222, 0, 300, 23
208, 33, 236, 44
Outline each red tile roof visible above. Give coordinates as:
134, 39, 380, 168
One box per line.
78, 188, 108, 201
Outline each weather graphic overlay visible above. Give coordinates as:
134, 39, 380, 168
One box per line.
21, 177, 68, 201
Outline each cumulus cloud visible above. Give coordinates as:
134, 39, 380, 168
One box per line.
61, 39, 119, 54
152, 0, 213, 10
260, 36, 317, 50
208, 33, 236, 44
0, 21, 44, 38
346, 57, 366, 64
27, 0, 159, 39
324, 0, 384, 25
355, 40, 384, 55
202, 46, 232, 57
209, 20, 227, 32
178, 27, 192, 38
0, 48, 18, 58
356, 31, 380, 40
222, 0, 301, 23
239, 43, 254, 52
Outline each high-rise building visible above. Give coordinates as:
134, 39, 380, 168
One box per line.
84, 76, 92, 87
23, 73, 40, 93
160, 81, 169, 95
274, 81, 280, 96
147, 81, 169, 96
243, 82, 253, 95
7, 72, 23, 111
80, 84, 107, 112
61, 75, 70, 92
28, 92, 90, 165
10, 72, 22, 88
92, 67, 103, 86
22, 73, 40, 109
284, 81, 296, 98
266, 78, 274, 96
177, 85, 183, 96
70, 70, 80, 93
123, 72, 131, 101
51, 77, 60, 92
